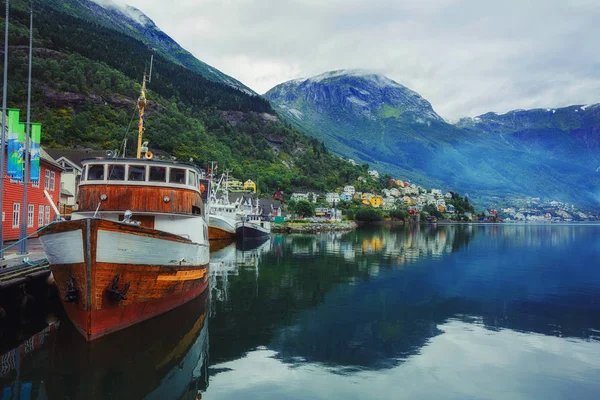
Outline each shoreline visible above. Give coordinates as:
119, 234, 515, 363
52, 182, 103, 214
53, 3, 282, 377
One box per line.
272, 221, 357, 233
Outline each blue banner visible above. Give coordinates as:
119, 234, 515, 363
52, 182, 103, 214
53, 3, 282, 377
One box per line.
30, 123, 41, 182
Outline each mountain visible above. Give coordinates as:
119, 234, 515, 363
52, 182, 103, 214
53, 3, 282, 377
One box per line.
456, 105, 600, 171
2, 1, 364, 195
265, 71, 600, 209
41, 0, 255, 95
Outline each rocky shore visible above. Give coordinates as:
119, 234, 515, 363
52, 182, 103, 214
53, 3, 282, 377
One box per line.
272, 221, 357, 233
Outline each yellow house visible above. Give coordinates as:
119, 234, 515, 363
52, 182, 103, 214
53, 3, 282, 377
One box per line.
395, 180, 404, 186
438, 204, 447, 213
362, 199, 371, 206
243, 179, 256, 192
370, 196, 383, 208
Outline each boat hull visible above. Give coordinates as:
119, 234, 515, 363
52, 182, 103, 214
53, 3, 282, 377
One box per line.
39, 218, 209, 341
236, 221, 271, 238
208, 214, 236, 240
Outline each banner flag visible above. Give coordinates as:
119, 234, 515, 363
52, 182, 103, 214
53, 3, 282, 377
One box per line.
30, 123, 41, 182
6, 109, 21, 179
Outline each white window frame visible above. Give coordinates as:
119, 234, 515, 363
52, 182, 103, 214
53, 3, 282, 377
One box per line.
44, 169, 50, 190
38, 205, 44, 227
12, 203, 20, 228
45, 205, 51, 225
27, 204, 34, 227
50, 171, 56, 191
32, 179, 39, 188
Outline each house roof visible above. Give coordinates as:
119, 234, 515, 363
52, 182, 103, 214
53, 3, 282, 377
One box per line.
40, 148, 64, 171
44, 148, 106, 167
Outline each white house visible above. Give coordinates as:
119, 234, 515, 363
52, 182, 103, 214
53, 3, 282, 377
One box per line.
291, 192, 309, 202
343, 185, 356, 195
325, 192, 340, 205
45, 148, 105, 210
390, 188, 400, 197
367, 169, 380, 179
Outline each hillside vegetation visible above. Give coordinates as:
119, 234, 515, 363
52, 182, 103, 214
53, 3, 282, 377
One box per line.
1, 0, 363, 195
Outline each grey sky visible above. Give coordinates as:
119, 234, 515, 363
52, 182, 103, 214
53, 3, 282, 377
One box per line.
109, 0, 599, 120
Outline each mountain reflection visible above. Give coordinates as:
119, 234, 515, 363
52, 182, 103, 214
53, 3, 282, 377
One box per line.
209, 225, 600, 373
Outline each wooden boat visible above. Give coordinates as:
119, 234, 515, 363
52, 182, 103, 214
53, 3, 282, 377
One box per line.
38, 70, 210, 341
45, 290, 209, 399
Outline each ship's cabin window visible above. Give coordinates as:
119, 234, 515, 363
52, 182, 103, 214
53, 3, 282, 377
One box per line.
88, 164, 105, 181
149, 166, 166, 182
188, 171, 197, 186
128, 165, 146, 181
169, 168, 186, 184
108, 165, 126, 181
81, 165, 88, 180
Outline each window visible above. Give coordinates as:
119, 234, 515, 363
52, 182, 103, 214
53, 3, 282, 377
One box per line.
169, 168, 186, 184
44, 170, 50, 189
108, 165, 126, 181
50, 171, 55, 191
88, 164, 105, 180
45, 206, 51, 224
149, 166, 166, 182
27, 204, 34, 227
128, 165, 146, 181
12, 203, 20, 228
38, 205, 44, 227
188, 171, 197, 186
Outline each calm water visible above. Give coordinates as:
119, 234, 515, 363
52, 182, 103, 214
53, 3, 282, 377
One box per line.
2, 224, 600, 399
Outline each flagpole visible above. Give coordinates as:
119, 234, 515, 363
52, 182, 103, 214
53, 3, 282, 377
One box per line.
18, 1, 32, 254
0, 0, 9, 259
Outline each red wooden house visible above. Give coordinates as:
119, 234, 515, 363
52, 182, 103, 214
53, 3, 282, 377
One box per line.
2, 147, 63, 241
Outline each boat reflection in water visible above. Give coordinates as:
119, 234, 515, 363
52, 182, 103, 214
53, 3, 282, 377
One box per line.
209, 237, 270, 310
0, 289, 209, 399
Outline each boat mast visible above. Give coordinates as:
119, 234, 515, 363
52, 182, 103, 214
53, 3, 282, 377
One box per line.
136, 55, 153, 159
136, 72, 147, 159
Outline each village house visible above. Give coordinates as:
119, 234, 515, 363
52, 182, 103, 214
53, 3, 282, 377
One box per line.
343, 185, 355, 195
2, 148, 63, 241
390, 188, 400, 197
340, 192, 352, 202
325, 192, 340, 205
382, 197, 396, 210
290, 192, 308, 202
431, 189, 442, 198
45, 148, 105, 214
243, 179, 256, 192
370, 196, 383, 208
367, 169, 380, 179
447, 204, 456, 213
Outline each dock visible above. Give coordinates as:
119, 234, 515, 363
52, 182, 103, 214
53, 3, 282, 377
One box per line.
0, 238, 50, 289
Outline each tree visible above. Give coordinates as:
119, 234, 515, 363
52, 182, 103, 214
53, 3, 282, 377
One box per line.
295, 201, 315, 218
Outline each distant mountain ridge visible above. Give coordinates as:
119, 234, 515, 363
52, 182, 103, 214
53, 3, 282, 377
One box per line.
41, 0, 256, 94
266, 70, 600, 209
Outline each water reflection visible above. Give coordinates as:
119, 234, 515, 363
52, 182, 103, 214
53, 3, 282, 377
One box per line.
208, 225, 600, 377
0, 291, 210, 399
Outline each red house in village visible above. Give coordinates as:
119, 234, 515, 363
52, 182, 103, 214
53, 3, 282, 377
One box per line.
2, 147, 63, 241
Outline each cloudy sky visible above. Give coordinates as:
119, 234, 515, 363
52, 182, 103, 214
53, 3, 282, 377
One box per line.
107, 0, 599, 120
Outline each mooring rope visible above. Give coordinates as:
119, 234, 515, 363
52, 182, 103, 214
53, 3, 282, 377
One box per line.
0, 221, 57, 254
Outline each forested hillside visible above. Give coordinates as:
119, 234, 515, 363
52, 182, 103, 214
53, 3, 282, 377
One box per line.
1, 0, 363, 194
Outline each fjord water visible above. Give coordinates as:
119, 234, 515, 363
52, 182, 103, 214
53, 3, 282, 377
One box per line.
1, 225, 600, 399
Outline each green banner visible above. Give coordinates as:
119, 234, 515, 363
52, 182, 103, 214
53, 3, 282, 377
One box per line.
6, 109, 21, 179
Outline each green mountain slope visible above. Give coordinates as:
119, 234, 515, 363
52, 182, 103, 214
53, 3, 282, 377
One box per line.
41, 0, 256, 94
265, 71, 600, 209
1, 1, 363, 195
